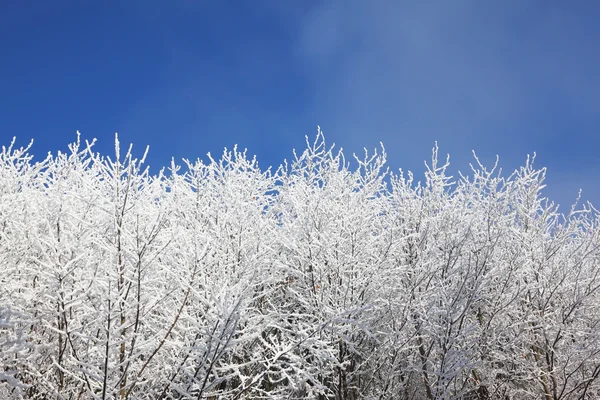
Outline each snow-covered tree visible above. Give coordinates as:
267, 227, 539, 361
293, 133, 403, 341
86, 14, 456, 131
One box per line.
1, 131, 599, 399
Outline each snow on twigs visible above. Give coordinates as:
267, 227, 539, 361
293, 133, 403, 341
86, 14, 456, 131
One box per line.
1, 132, 600, 399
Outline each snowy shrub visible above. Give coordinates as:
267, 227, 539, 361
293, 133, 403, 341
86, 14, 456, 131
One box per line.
0, 131, 599, 399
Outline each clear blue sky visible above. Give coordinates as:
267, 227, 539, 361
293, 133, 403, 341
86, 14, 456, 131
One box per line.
1, 1, 599, 210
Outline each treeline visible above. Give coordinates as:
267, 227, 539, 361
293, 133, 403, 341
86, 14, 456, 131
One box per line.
1, 132, 599, 399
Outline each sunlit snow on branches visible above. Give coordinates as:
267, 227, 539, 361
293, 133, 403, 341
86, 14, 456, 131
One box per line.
1, 131, 599, 399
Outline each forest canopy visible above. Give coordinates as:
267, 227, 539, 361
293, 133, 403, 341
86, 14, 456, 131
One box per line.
1, 132, 599, 399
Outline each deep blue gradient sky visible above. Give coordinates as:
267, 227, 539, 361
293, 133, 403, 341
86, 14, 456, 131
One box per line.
1, 1, 599, 210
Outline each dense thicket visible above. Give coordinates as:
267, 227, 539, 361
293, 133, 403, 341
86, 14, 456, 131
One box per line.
1, 132, 599, 399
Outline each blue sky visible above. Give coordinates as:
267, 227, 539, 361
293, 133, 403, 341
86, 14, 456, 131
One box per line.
1, 1, 599, 210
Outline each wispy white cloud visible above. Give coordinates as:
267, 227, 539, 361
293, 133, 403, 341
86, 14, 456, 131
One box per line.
262, 0, 600, 207
109, 1, 600, 208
